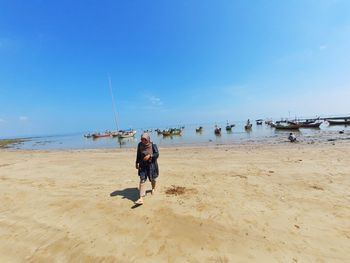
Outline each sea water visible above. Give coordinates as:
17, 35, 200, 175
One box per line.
15, 121, 350, 150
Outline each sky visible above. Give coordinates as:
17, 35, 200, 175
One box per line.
1, 0, 350, 137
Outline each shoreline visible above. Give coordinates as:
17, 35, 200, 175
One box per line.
2, 137, 350, 153
0, 134, 350, 152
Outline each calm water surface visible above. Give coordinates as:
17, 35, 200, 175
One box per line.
16, 121, 350, 150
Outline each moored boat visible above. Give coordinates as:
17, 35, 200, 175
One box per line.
214, 126, 221, 135
226, 122, 235, 131
256, 119, 263, 125
92, 133, 112, 139
274, 124, 300, 130
162, 130, 172, 136
245, 119, 252, 130
299, 122, 322, 128
245, 124, 252, 130
170, 128, 182, 135
327, 119, 350, 125
196, 126, 203, 132
119, 130, 137, 138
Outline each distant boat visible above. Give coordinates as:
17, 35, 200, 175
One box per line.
92, 133, 111, 139
214, 125, 221, 135
161, 128, 182, 136
226, 121, 235, 131
162, 130, 172, 136
274, 123, 300, 130
170, 128, 182, 135
245, 124, 252, 130
119, 130, 137, 138
256, 119, 263, 125
245, 119, 252, 130
196, 126, 203, 132
327, 119, 350, 125
298, 122, 322, 128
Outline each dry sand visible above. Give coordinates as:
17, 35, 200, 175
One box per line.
0, 142, 350, 262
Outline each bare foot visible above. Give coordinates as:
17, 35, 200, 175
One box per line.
151, 189, 155, 195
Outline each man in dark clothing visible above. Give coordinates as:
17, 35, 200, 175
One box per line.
288, 133, 297, 142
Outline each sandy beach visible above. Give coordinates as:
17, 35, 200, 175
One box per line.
1, 142, 350, 262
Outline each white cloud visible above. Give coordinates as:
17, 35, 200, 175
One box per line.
147, 96, 163, 106
19, 116, 29, 121
319, 45, 327, 50
0, 118, 5, 123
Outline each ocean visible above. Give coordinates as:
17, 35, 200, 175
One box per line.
14, 121, 350, 150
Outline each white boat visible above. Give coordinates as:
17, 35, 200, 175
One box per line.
119, 130, 137, 138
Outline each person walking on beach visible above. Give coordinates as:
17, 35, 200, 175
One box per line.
135, 133, 159, 205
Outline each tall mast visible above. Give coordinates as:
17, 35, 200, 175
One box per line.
108, 76, 119, 131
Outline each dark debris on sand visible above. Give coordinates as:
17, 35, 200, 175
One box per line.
165, 185, 197, 196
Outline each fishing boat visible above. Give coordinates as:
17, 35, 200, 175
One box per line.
245, 119, 252, 130
274, 124, 300, 130
119, 130, 137, 138
170, 128, 182, 135
327, 119, 350, 125
214, 126, 221, 135
225, 121, 235, 131
256, 119, 263, 125
162, 130, 172, 136
245, 124, 252, 130
111, 129, 137, 138
92, 133, 112, 139
196, 126, 203, 132
298, 122, 322, 128
301, 119, 319, 125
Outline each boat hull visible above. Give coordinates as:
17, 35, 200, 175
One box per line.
119, 131, 137, 138
299, 122, 322, 128
274, 124, 300, 130
327, 120, 350, 125
92, 134, 111, 139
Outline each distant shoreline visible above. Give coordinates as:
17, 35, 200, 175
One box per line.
2, 121, 350, 151
2, 137, 350, 152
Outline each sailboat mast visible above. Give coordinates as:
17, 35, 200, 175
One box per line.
108, 76, 119, 131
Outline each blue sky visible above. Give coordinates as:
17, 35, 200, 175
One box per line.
1, 0, 350, 137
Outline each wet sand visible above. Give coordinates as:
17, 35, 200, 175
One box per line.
0, 143, 349, 262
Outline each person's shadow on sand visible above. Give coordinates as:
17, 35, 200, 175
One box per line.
110, 188, 142, 209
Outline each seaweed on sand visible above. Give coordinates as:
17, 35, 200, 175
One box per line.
165, 185, 197, 196
0, 138, 28, 149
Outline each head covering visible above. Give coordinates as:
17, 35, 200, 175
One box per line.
140, 132, 153, 156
